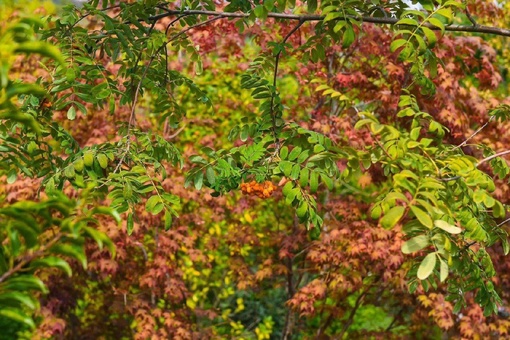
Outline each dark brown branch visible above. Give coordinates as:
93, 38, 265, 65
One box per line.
148, 9, 510, 38
338, 289, 367, 338
463, 0, 477, 27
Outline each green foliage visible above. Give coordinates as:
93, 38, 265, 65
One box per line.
363, 95, 509, 314
0, 6, 116, 334
3, 0, 510, 336
0, 191, 116, 331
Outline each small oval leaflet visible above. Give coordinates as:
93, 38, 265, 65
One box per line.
401, 234, 429, 254
380, 206, 405, 229
417, 252, 437, 280
434, 220, 462, 234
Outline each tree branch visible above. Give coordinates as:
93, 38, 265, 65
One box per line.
477, 149, 510, 167
148, 9, 510, 38
456, 116, 494, 149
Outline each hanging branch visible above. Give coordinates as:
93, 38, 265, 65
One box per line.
270, 19, 305, 151
147, 9, 510, 38
477, 149, 510, 167
456, 116, 494, 149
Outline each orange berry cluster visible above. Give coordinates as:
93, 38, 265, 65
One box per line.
240, 181, 277, 198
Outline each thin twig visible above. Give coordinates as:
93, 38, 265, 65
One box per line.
498, 217, 510, 227
462, 241, 477, 252
270, 19, 305, 151
463, 1, 477, 27
385, 307, 403, 331
456, 116, 494, 149
338, 288, 368, 338
437, 175, 461, 182
166, 124, 186, 140
477, 149, 510, 167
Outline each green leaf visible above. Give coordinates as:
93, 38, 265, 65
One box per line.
410, 206, 433, 229
390, 39, 408, 52
436, 8, 453, 22
96, 153, 108, 169
288, 147, 302, 161
439, 259, 449, 282
427, 17, 445, 33
434, 220, 462, 234
307, 0, 317, 12
333, 19, 346, 31
206, 167, 216, 185
371, 205, 382, 219
282, 181, 294, 196
253, 5, 267, 19
164, 210, 173, 231
280, 161, 293, 177
0, 291, 38, 310
296, 201, 308, 218
417, 253, 437, 280
83, 152, 94, 167
90, 206, 121, 223
145, 195, 161, 213
380, 206, 405, 229
290, 164, 300, 180
309, 170, 319, 193
67, 106, 76, 120
320, 174, 334, 190
7, 169, 17, 184
396, 18, 419, 26
313, 144, 325, 153
10, 222, 38, 248
0, 308, 35, 329
30, 257, 72, 277
127, 212, 134, 235
401, 235, 429, 254
299, 167, 309, 187
50, 244, 87, 269
280, 146, 289, 159
152, 202, 164, 215
421, 26, 437, 47
194, 172, 204, 190
342, 25, 355, 48
14, 41, 65, 65
1, 276, 47, 293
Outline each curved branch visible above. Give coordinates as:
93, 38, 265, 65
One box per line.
270, 19, 305, 150
477, 149, 510, 167
148, 9, 510, 38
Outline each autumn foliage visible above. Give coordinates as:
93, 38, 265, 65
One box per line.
4, 0, 510, 339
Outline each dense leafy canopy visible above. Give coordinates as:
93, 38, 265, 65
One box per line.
3, 0, 510, 338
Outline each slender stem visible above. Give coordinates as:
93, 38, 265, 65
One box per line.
385, 307, 403, 331
463, 0, 477, 27
270, 19, 305, 150
456, 116, 494, 149
477, 149, 510, 167
338, 287, 369, 338
497, 217, 510, 227
147, 9, 510, 38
